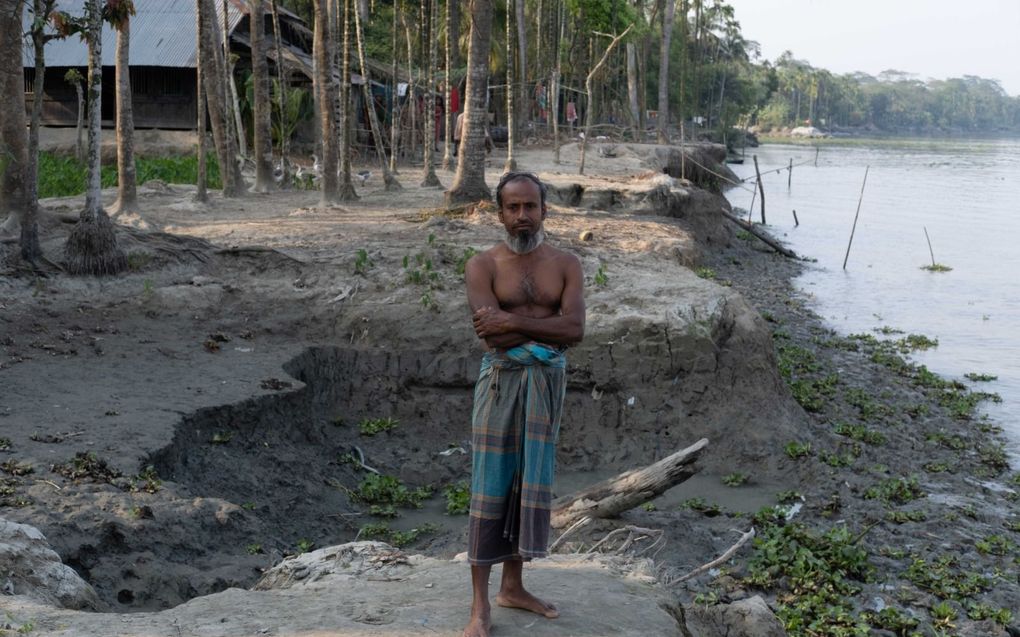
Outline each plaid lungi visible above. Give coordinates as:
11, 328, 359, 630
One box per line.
467, 343, 567, 565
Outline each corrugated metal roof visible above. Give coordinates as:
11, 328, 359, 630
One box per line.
23, 0, 247, 68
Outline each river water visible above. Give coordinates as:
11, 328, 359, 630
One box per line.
722, 138, 1020, 460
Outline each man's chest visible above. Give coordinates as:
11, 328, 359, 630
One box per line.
492, 265, 564, 309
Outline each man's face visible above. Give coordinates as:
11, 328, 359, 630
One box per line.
498, 179, 546, 238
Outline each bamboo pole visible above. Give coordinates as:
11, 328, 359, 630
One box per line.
721, 209, 798, 259
753, 154, 765, 224
842, 166, 870, 270
924, 226, 936, 267
792, 209, 799, 226
787, 157, 792, 189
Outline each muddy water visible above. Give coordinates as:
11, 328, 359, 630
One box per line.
724, 138, 1020, 459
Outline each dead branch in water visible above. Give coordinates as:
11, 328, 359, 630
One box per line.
720, 209, 799, 259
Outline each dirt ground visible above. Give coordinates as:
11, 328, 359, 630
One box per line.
1, 141, 1018, 635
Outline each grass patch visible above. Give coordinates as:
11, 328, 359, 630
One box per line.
37, 151, 222, 199
351, 474, 431, 508
443, 481, 470, 515
921, 263, 952, 272
784, 441, 812, 459
359, 417, 399, 436
678, 497, 721, 516
863, 475, 925, 505
885, 509, 927, 524
965, 372, 997, 382
358, 521, 438, 547
905, 554, 991, 601
832, 422, 886, 446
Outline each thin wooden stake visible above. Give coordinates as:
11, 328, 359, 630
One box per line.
753, 154, 765, 224
924, 226, 936, 267
747, 179, 757, 223
842, 166, 870, 270
814, 146, 819, 166
792, 209, 799, 226
787, 157, 792, 189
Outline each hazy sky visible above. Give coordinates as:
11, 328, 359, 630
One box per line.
724, 0, 1020, 97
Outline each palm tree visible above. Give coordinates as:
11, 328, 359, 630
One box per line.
195, 1, 208, 203
418, 0, 440, 187
0, 0, 30, 254
313, 0, 339, 203
198, 0, 244, 196
503, 0, 517, 172
64, 0, 128, 275
113, 6, 138, 214
440, 0, 452, 171
250, 0, 276, 192
445, 0, 494, 205
337, 0, 357, 199
354, 0, 401, 189
657, 0, 676, 143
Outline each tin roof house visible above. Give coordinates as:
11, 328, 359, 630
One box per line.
22, 0, 312, 130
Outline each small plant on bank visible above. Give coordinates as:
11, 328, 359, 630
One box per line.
246, 543, 263, 555
976, 443, 1010, 471
129, 465, 162, 493
679, 497, 721, 516
905, 554, 991, 600
443, 481, 470, 515
0, 438, 10, 451
863, 476, 925, 505
860, 606, 919, 635
885, 509, 927, 524
369, 504, 399, 518
975, 533, 1016, 556
295, 539, 314, 554
359, 417, 399, 436
964, 602, 1013, 626
209, 431, 233, 444
455, 248, 478, 276
593, 262, 608, 286
641, 502, 657, 512
784, 441, 811, 459
923, 461, 952, 473
353, 473, 431, 508
694, 266, 716, 280
358, 521, 438, 547
832, 422, 886, 446
930, 600, 957, 630
353, 248, 373, 275
722, 472, 748, 487
776, 490, 803, 504
965, 372, 997, 382
0, 460, 33, 477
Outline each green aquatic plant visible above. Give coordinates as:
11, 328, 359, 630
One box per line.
921, 263, 952, 272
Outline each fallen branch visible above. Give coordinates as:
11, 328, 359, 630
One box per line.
720, 209, 799, 259
549, 515, 593, 552
551, 438, 708, 529
586, 525, 663, 556
675, 527, 755, 583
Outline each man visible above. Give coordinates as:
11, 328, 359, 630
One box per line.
462, 172, 585, 637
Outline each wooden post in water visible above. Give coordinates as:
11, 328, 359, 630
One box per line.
814, 146, 819, 166
924, 226, 937, 267
792, 209, 799, 226
748, 181, 757, 223
788, 158, 793, 189
753, 154, 766, 224
842, 166, 870, 270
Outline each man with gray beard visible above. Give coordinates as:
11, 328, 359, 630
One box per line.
461, 172, 585, 637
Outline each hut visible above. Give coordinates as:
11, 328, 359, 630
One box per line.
22, 0, 313, 130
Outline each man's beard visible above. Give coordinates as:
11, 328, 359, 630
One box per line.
505, 228, 545, 255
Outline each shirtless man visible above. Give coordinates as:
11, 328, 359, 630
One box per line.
462, 172, 585, 637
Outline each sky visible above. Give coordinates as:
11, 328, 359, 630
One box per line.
723, 0, 1020, 97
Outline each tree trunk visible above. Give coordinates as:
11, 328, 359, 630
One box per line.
250, 0, 275, 192
503, 0, 516, 172
403, 17, 417, 167
223, 0, 248, 160
337, 0, 357, 199
551, 438, 707, 529
514, 0, 526, 137
0, 0, 29, 248
417, 0, 439, 187
63, 0, 127, 275
313, 0, 340, 203
551, 1, 563, 164
441, 0, 452, 171
195, 11, 208, 203
579, 26, 632, 175
270, 0, 289, 183
354, 0, 400, 189
657, 0, 675, 143
20, 0, 50, 262
626, 42, 640, 135
199, 0, 244, 196
445, 0, 494, 206
449, 0, 460, 70
113, 15, 138, 214
390, 1, 401, 174
74, 81, 85, 162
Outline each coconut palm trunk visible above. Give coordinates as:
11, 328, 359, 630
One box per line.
503, 0, 516, 172
0, 0, 30, 248
223, 0, 247, 160
445, 0, 493, 205
250, 0, 275, 192
440, 0, 452, 171
196, 40, 208, 202
353, 0, 401, 189
313, 0, 339, 203
657, 0, 675, 144
63, 0, 127, 275
417, 0, 439, 187
113, 14, 138, 214
337, 0, 357, 199
270, 0, 289, 183
551, 1, 563, 164
198, 0, 244, 195
389, 1, 400, 174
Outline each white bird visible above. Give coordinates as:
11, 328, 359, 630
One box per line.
355, 170, 372, 186
311, 154, 322, 177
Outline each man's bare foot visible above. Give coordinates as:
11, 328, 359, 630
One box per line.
496, 587, 559, 619
462, 603, 491, 637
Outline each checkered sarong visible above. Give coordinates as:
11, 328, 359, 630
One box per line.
467, 343, 566, 565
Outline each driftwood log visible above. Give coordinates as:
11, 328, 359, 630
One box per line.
551, 438, 708, 529
720, 209, 799, 259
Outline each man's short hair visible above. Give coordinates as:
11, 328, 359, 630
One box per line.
496, 171, 547, 209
